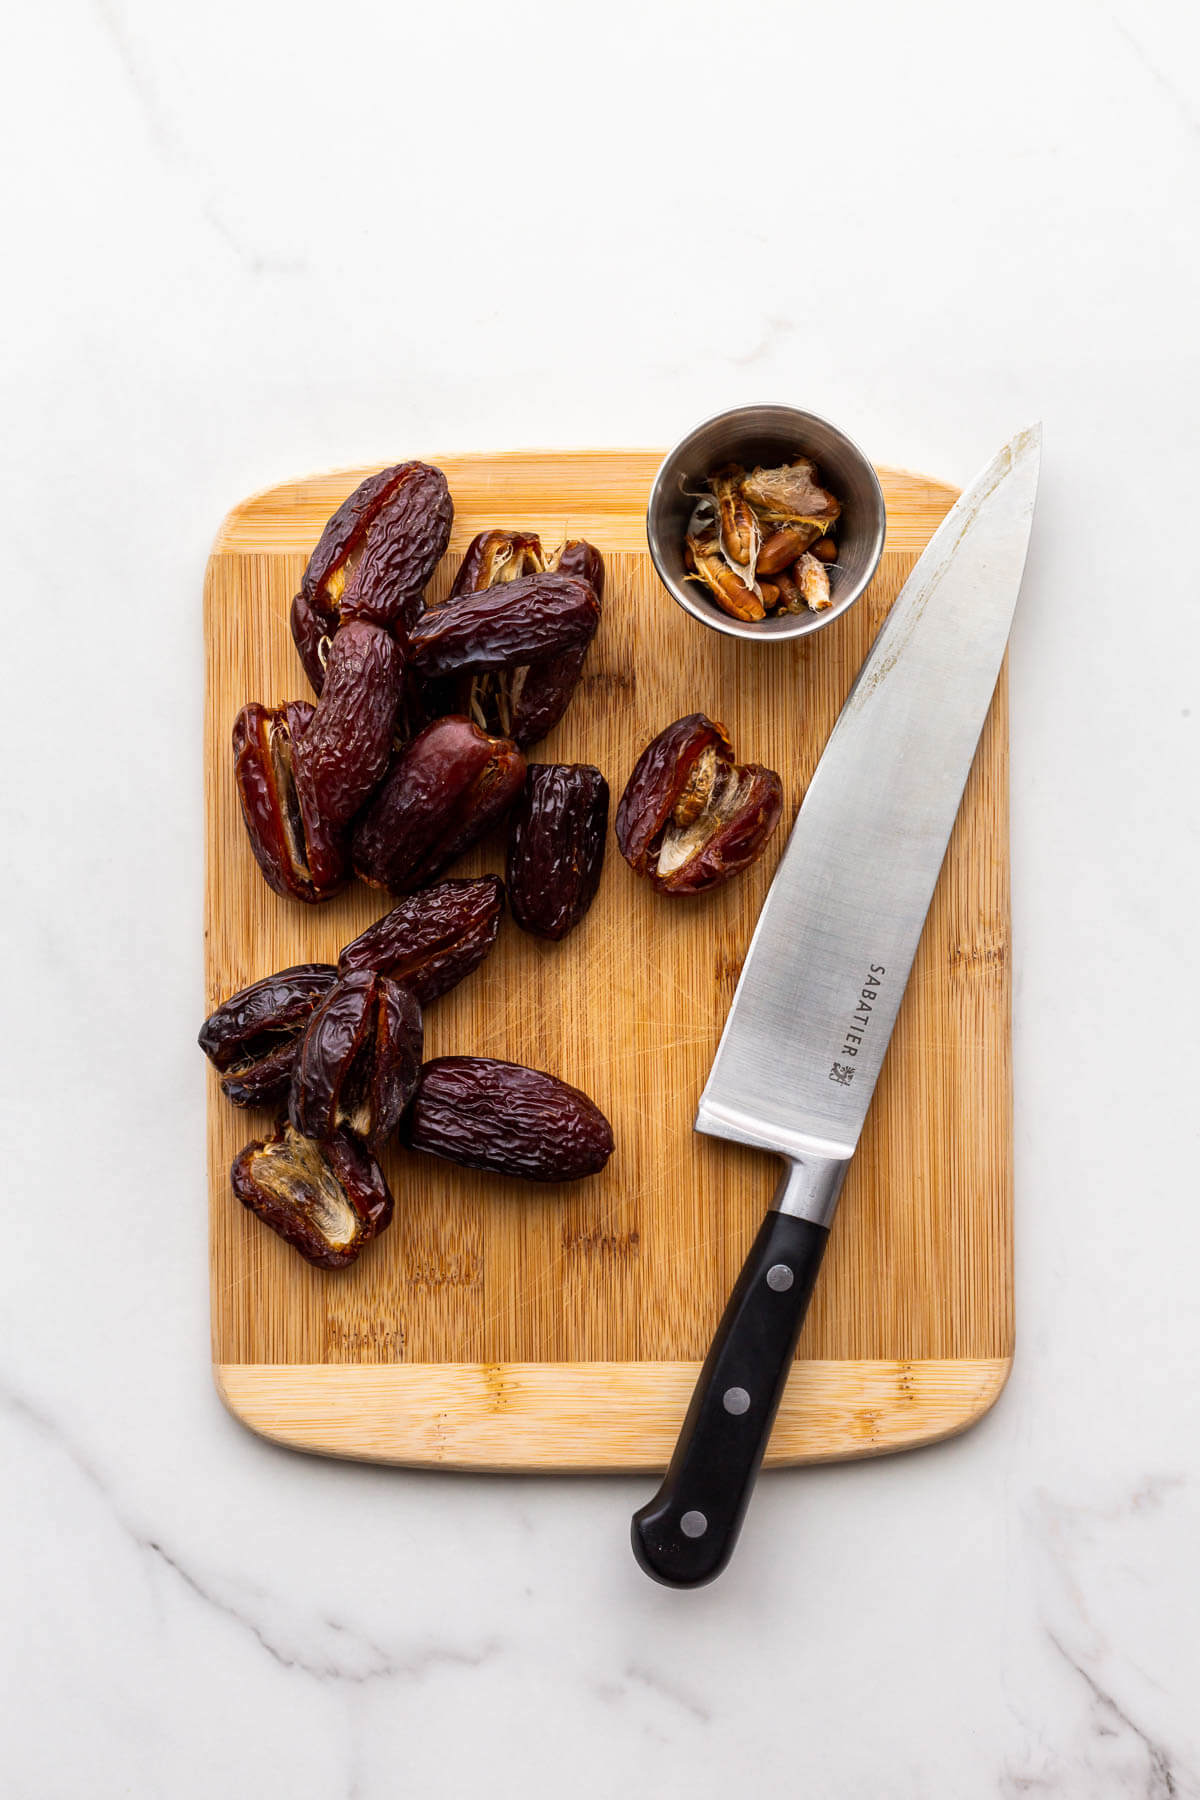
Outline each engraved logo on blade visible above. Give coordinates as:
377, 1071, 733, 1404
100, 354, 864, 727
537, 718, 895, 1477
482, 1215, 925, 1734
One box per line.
829, 964, 887, 1082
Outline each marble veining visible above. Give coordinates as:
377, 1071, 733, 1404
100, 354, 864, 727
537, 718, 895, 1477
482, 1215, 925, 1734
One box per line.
3, 0, 1198, 1791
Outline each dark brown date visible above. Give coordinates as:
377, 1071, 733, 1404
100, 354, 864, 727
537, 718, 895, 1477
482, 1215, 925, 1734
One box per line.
351, 717, 526, 893
506, 764, 608, 940
337, 877, 505, 1002
549, 538, 605, 600
290, 620, 401, 826
615, 712, 783, 895
232, 701, 347, 902
231, 1122, 393, 1269
289, 970, 422, 1157
440, 537, 605, 747
404, 1057, 614, 1182
199, 963, 338, 1107
407, 573, 600, 677
449, 529, 543, 598
290, 462, 452, 690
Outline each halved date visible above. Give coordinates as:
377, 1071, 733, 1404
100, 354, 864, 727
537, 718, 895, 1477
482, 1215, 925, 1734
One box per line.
290, 620, 401, 826
448, 529, 543, 599
290, 462, 452, 691
231, 1122, 394, 1269
506, 764, 608, 940
404, 1057, 614, 1182
199, 963, 338, 1107
615, 712, 783, 895
352, 717, 526, 893
232, 701, 347, 902
441, 537, 605, 746
289, 970, 422, 1157
407, 572, 599, 677
337, 876, 505, 1002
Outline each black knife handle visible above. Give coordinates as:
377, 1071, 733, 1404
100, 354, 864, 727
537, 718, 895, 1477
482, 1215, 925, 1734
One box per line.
631, 1210, 828, 1588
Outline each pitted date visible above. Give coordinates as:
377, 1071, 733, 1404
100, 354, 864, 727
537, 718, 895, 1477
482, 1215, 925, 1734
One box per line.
441, 536, 605, 746
199, 963, 337, 1107
231, 1122, 394, 1269
352, 717, 526, 893
290, 462, 452, 691
337, 877, 505, 1002
449, 529, 543, 599
232, 701, 347, 902
615, 712, 783, 895
506, 764, 608, 940
407, 572, 599, 677
550, 538, 605, 599
404, 1057, 614, 1181
288, 969, 422, 1156
291, 620, 401, 826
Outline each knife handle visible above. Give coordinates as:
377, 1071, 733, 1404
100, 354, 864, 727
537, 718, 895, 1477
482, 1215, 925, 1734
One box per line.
631, 1209, 828, 1588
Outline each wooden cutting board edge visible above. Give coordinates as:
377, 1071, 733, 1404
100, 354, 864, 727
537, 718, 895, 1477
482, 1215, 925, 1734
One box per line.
206, 449, 1013, 1474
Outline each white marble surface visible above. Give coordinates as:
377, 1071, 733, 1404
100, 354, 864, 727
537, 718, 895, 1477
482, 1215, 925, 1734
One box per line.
2, 0, 1198, 1793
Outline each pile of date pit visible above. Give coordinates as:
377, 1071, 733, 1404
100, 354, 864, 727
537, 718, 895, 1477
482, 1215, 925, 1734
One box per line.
200, 461, 786, 1269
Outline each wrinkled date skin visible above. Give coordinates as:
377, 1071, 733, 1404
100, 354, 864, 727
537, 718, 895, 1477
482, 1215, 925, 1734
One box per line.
407, 573, 600, 678
199, 963, 338, 1107
231, 1122, 394, 1269
291, 620, 401, 827
404, 1057, 614, 1182
615, 713, 784, 895
506, 764, 609, 940
352, 717, 526, 894
289, 970, 423, 1157
290, 462, 453, 691
337, 877, 505, 1002
232, 701, 348, 902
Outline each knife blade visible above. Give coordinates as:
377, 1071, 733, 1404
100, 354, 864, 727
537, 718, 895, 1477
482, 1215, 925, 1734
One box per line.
631, 425, 1041, 1587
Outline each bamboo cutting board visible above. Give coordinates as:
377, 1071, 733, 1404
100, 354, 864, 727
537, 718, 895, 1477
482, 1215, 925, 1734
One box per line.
205, 450, 1012, 1471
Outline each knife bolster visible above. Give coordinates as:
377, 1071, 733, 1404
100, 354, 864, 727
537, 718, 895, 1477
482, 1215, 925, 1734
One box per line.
771, 1155, 849, 1228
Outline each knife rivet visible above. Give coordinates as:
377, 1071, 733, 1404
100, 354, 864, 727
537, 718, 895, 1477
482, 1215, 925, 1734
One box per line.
680, 1510, 708, 1539
723, 1387, 751, 1415
766, 1264, 794, 1292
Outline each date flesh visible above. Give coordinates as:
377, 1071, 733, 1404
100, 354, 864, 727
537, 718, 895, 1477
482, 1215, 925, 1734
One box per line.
231, 1122, 394, 1269
290, 462, 452, 691
337, 877, 505, 1003
289, 970, 422, 1157
615, 713, 783, 894
506, 764, 608, 940
232, 701, 347, 902
352, 716, 526, 893
404, 1057, 614, 1181
291, 620, 402, 826
199, 963, 338, 1107
407, 572, 600, 678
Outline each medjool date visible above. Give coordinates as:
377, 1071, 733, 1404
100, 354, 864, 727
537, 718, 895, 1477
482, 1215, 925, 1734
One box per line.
337, 877, 504, 1002
351, 717, 525, 893
404, 1057, 614, 1181
506, 764, 608, 940
199, 963, 338, 1107
289, 970, 422, 1157
290, 620, 402, 827
232, 701, 347, 902
290, 462, 452, 690
615, 713, 783, 895
231, 1122, 394, 1269
407, 573, 599, 677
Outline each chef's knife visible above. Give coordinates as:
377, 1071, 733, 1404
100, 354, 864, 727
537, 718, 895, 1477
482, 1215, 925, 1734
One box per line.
631, 426, 1040, 1587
